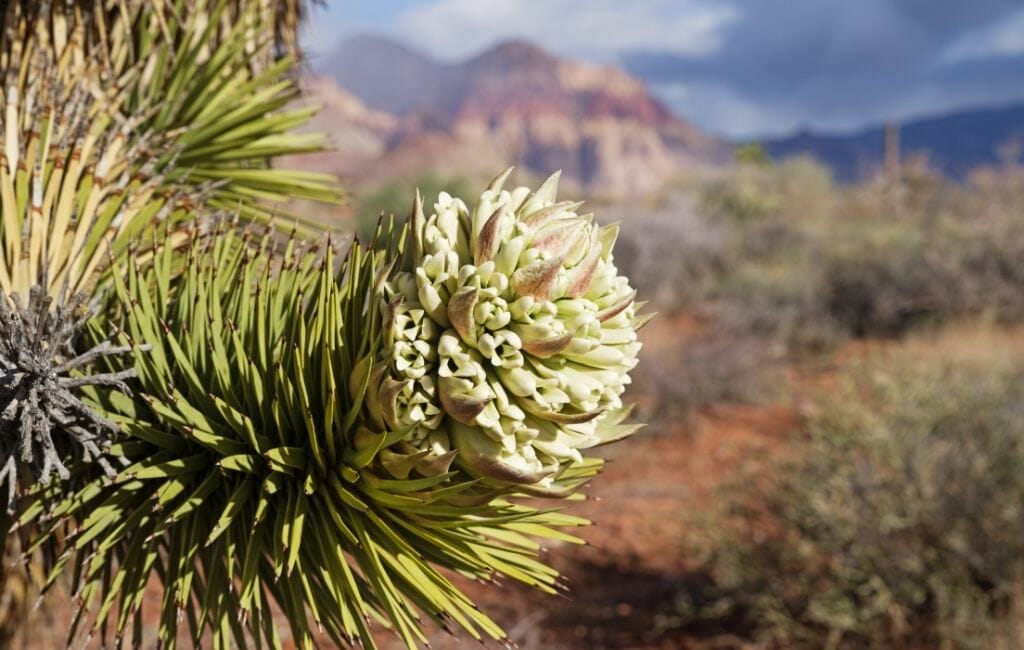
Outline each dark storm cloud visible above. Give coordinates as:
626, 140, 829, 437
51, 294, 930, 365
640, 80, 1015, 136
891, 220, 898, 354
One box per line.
622, 0, 1024, 137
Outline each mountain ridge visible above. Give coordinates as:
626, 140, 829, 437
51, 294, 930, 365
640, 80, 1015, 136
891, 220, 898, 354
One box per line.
762, 102, 1024, 180
312, 33, 729, 197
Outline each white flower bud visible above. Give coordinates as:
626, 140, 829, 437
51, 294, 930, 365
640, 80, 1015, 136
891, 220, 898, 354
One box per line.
376, 169, 644, 489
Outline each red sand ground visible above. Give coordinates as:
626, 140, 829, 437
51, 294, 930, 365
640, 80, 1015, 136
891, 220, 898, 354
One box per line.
415, 402, 799, 650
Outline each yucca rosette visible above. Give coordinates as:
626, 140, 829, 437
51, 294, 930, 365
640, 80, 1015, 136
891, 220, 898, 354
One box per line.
373, 169, 645, 493
39, 223, 591, 649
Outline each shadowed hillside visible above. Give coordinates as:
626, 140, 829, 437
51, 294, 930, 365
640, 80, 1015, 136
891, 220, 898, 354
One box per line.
764, 103, 1024, 180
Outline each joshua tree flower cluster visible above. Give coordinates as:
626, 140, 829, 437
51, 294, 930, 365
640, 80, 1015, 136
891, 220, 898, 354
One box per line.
370, 171, 646, 495
0, 1, 647, 648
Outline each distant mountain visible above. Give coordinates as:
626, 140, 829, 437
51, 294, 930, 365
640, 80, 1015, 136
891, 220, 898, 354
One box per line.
764, 103, 1024, 181
313, 34, 729, 197
324, 34, 448, 117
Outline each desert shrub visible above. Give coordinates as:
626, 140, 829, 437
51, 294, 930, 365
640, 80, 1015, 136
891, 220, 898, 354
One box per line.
356, 172, 473, 239
701, 167, 783, 222
824, 222, 961, 336
684, 351, 1024, 648
614, 204, 728, 313
687, 158, 847, 355
695, 159, 1024, 353
702, 156, 834, 224
632, 332, 782, 424
710, 249, 845, 356
774, 156, 836, 208
823, 206, 1024, 337
734, 142, 771, 166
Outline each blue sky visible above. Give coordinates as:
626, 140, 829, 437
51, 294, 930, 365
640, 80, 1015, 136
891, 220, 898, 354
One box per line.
302, 1, 1024, 139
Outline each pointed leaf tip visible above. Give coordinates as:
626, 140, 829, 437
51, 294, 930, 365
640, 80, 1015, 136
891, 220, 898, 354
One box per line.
487, 167, 515, 192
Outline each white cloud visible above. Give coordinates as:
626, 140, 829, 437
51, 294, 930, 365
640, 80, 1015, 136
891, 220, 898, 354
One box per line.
942, 8, 1024, 63
391, 0, 739, 62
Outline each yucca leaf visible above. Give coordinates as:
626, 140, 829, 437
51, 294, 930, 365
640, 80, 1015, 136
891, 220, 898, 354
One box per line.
0, 1, 342, 302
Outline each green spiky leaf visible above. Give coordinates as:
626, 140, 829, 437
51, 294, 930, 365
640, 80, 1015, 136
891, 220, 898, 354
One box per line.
51, 222, 586, 649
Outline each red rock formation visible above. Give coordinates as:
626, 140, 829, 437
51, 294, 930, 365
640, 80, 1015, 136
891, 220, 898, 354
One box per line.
309, 35, 729, 197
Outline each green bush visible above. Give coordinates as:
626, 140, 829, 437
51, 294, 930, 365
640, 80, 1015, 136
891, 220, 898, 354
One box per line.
683, 352, 1024, 648
691, 164, 1024, 355
701, 169, 783, 222
734, 142, 772, 166
614, 207, 728, 314
711, 250, 844, 356
824, 215, 1024, 337
701, 156, 833, 223
631, 332, 783, 425
356, 172, 473, 240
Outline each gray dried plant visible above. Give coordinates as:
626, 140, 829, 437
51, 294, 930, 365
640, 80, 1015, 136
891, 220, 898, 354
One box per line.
0, 287, 134, 512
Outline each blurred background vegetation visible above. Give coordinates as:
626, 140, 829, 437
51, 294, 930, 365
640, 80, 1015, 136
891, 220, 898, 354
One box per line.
613, 155, 1024, 648
673, 326, 1024, 649
355, 173, 474, 240
325, 152, 1024, 649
